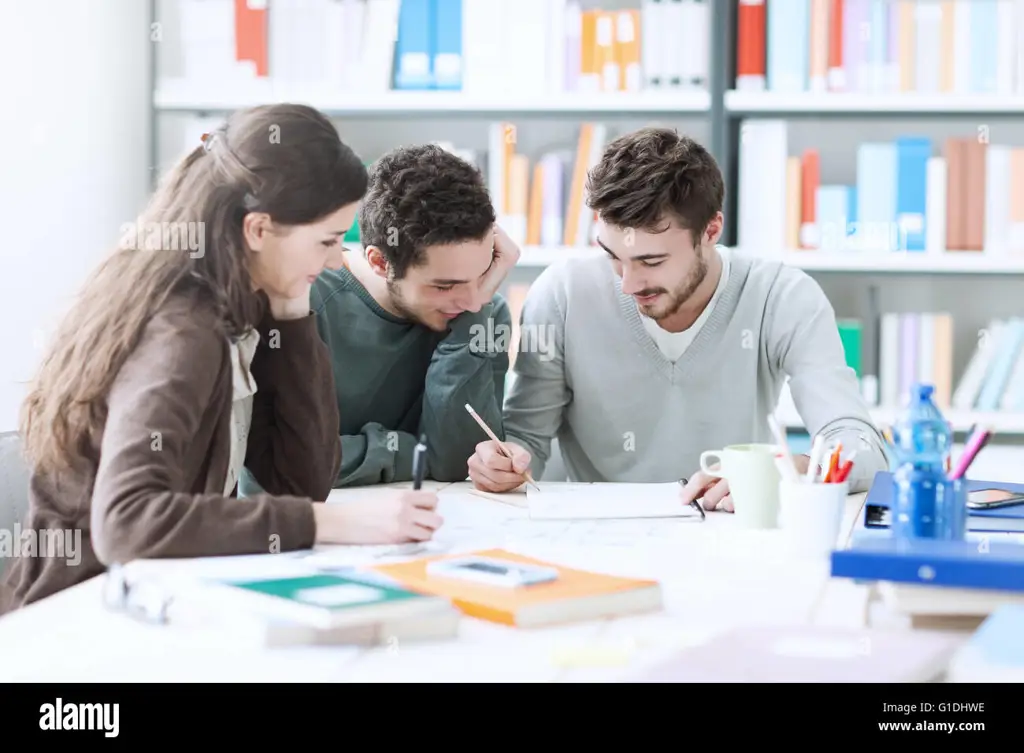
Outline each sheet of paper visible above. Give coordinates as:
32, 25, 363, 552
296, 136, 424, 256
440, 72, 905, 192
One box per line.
301, 542, 452, 571
465, 487, 527, 508
526, 482, 699, 520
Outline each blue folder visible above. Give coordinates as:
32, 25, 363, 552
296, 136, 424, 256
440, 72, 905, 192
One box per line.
831, 536, 1024, 591
863, 471, 1024, 533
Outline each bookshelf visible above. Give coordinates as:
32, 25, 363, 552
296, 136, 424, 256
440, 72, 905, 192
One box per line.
778, 406, 1024, 436
725, 91, 1024, 114
148, 0, 1024, 451
515, 247, 1024, 274
154, 86, 711, 115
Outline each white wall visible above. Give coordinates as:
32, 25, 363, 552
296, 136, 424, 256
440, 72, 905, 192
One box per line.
0, 0, 151, 431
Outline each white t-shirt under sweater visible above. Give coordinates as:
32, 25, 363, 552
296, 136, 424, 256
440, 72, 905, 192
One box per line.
640, 246, 731, 362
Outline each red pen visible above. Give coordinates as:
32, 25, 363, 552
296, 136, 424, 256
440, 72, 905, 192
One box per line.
833, 460, 853, 483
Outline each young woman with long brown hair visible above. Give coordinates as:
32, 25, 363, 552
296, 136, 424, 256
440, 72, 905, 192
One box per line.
0, 104, 443, 615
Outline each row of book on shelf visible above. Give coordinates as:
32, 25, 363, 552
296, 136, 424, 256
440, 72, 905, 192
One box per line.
172, 0, 709, 96
181, 111, 1024, 259
741, 120, 1024, 254
179, 113, 604, 252
737, 0, 1024, 95
829, 311, 1024, 414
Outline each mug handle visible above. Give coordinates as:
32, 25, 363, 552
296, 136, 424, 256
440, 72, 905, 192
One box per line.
699, 450, 725, 478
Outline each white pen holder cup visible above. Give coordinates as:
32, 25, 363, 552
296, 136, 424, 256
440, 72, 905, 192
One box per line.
778, 479, 849, 559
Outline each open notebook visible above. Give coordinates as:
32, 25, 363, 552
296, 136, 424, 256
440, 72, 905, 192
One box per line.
525, 482, 701, 521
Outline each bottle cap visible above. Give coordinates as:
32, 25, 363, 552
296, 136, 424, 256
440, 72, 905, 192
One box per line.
912, 383, 934, 401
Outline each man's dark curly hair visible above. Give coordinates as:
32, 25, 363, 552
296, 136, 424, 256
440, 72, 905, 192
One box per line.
359, 144, 496, 279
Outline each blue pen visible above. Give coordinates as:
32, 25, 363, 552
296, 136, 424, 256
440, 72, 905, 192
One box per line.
412, 434, 427, 490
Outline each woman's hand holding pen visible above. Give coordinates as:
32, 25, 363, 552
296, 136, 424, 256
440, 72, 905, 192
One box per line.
312, 491, 444, 544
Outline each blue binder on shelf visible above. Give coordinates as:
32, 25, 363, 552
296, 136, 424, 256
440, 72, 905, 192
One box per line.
393, 0, 435, 90
431, 0, 462, 90
863, 471, 1024, 533
831, 536, 1024, 592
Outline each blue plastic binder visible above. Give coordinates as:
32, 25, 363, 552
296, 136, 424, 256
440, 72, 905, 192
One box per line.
831, 536, 1024, 592
394, 0, 435, 90
863, 471, 1024, 533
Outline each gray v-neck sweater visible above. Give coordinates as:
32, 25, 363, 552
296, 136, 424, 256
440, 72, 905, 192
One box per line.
503, 248, 889, 493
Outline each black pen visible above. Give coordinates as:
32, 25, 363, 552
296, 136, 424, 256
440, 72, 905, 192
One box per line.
412, 434, 427, 490
678, 478, 706, 521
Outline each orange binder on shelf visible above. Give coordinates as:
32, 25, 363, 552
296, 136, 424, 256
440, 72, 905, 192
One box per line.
370, 548, 662, 628
799, 149, 820, 249
234, 0, 268, 77
614, 9, 642, 91
736, 0, 766, 89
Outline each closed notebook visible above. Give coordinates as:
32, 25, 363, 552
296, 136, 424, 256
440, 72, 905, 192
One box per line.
208, 571, 457, 631
370, 548, 662, 628
831, 536, 1024, 592
631, 626, 961, 683
863, 471, 1024, 533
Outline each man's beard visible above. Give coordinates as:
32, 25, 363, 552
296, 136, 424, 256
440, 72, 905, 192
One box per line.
386, 278, 446, 331
637, 247, 709, 321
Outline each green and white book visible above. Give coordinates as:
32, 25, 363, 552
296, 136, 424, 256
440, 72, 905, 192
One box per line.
210, 571, 455, 631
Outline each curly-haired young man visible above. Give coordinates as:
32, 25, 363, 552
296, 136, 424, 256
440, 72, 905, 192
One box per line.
262, 144, 513, 488
468, 127, 889, 510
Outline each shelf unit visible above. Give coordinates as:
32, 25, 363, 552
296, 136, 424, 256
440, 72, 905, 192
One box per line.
777, 406, 1024, 436
148, 1, 1024, 447
154, 85, 710, 116
514, 247, 1024, 274
725, 90, 1024, 114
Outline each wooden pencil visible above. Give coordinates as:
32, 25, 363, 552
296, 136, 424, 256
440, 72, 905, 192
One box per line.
464, 403, 540, 491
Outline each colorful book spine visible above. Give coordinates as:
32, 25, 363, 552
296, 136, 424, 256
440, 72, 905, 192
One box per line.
737, 0, 1024, 94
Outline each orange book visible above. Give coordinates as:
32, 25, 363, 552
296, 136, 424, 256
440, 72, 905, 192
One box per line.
614, 9, 641, 92
525, 162, 544, 246
371, 548, 662, 628
500, 123, 516, 216
800, 150, 820, 249
579, 10, 600, 91
962, 139, 988, 251
945, 139, 966, 250
563, 124, 595, 246
234, 0, 268, 77
736, 0, 766, 89
827, 0, 844, 90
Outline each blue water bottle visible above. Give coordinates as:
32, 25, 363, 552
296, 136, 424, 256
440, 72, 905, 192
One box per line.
890, 384, 966, 540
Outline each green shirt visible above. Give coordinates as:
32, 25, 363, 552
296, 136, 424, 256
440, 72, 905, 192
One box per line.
287, 267, 510, 488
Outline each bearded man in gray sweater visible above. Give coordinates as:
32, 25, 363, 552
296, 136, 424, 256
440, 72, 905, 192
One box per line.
467, 127, 889, 512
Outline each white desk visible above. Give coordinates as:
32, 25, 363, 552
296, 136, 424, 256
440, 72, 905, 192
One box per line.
0, 481, 950, 682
